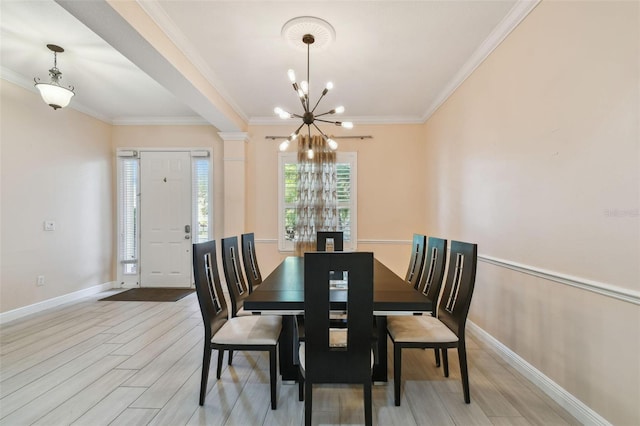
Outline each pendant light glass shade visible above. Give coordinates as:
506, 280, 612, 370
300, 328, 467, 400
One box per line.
35, 82, 74, 110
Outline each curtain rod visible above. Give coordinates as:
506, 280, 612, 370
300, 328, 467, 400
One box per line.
265, 135, 372, 140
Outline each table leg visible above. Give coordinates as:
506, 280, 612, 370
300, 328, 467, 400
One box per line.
373, 316, 388, 382
279, 315, 299, 381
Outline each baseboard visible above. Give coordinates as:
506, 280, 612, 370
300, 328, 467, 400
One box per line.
467, 321, 611, 426
0, 281, 116, 325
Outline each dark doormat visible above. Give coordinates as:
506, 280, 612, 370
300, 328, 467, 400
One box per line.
99, 288, 195, 302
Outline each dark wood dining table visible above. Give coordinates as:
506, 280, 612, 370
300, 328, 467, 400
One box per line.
243, 256, 434, 382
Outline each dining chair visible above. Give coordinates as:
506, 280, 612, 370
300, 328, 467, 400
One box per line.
316, 231, 344, 251
405, 233, 427, 289
298, 251, 374, 426
389, 236, 448, 366
192, 240, 282, 408
221, 236, 252, 317
387, 240, 477, 405
241, 232, 262, 292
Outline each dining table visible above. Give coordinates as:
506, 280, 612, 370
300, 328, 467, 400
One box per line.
243, 255, 434, 382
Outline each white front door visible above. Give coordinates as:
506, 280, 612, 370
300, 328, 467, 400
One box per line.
140, 151, 192, 288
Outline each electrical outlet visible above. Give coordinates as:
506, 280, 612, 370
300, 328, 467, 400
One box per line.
44, 221, 56, 231
37, 275, 45, 286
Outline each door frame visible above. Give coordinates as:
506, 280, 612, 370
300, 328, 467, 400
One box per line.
116, 148, 213, 288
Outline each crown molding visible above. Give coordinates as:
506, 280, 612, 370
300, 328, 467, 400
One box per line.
137, 0, 249, 123
248, 115, 424, 126
421, 0, 540, 122
112, 116, 209, 126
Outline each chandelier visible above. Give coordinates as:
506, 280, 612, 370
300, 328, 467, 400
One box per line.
34, 44, 75, 110
275, 17, 352, 159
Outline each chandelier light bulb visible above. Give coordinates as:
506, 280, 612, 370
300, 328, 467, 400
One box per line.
326, 81, 334, 90
301, 81, 309, 95
334, 106, 345, 114
341, 121, 354, 129
297, 88, 305, 99
288, 69, 296, 83
290, 132, 299, 141
307, 148, 314, 159
274, 107, 284, 115
279, 140, 290, 151
327, 138, 338, 150
279, 111, 292, 119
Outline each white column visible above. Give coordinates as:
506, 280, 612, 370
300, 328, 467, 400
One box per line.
219, 132, 249, 238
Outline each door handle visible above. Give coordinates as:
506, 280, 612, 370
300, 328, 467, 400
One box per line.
185, 224, 191, 233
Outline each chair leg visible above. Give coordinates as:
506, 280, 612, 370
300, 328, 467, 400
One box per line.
394, 343, 402, 406
442, 348, 449, 377
216, 349, 224, 379
228, 349, 233, 365
434, 348, 441, 367
298, 371, 304, 401
458, 341, 471, 403
199, 345, 211, 406
364, 381, 372, 426
304, 380, 313, 426
270, 347, 277, 409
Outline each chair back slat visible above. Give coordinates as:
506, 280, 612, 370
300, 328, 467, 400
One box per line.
192, 241, 228, 339
304, 252, 373, 383
316, 231, 344, 251
437, 241, 477, 337
405, 234, 427, 288
241, 232, 262, 291
419, 237, 448, 311
221, 236, 250, 317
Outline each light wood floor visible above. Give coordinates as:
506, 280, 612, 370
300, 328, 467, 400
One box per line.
0, 291, 581, 426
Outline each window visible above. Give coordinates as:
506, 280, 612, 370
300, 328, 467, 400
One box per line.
192, 156, 210, 243
118, 154, 139, 277
278, 152, 357, 251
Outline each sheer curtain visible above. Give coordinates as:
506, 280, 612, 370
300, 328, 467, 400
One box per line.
294, 135, 337, 255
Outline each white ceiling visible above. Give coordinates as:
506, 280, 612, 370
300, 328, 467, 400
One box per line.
0, 0, 538, 131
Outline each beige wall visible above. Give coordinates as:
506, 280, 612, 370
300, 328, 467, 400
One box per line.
1, 81, 113, 312
423, 1, 639, 424
245, 123, 428, 277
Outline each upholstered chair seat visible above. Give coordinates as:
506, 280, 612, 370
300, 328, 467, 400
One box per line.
212, 315, 282, 345
387, 315, 458, 343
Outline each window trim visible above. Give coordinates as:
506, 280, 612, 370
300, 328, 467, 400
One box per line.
278, 151, 357, 252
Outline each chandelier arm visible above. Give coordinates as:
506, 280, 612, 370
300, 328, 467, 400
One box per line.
292, 113, 305, 119
311, 123, 329, 139
314, 118, 340, 125
310, 93, 327, 114
297, 95, 308, 112
314, 110, 336, 118
293, 123, 305, 136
